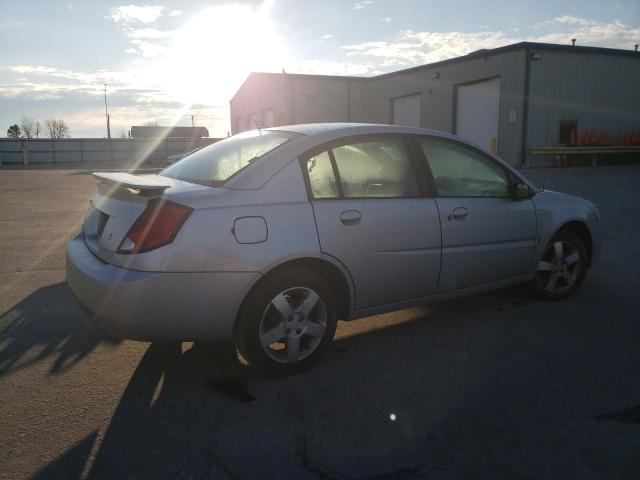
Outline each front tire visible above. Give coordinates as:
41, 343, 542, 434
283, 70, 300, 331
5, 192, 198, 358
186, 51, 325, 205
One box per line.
530, 230, 588, 300
235, 268, 338, 375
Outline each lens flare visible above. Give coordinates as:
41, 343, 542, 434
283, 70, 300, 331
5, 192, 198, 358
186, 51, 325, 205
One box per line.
162, 2, 289, 106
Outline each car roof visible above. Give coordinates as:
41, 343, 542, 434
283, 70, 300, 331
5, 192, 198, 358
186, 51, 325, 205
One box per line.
266, 122, 450, 138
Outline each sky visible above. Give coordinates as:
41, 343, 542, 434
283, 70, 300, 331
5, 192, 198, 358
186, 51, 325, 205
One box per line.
1, 0, 638, 138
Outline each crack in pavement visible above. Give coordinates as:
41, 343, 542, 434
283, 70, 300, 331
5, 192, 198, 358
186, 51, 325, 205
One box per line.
589, 405, 640, 424
0, 268, 66, 274
203, 446, 241, 480
276, 390, 427, 480
364, 465, 425, 480
276, 390, 341, 480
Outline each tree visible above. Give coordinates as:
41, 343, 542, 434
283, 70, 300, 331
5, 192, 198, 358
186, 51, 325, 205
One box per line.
44, 118, 70, 139
7, 124, 21, 138
20, 116, 41, 139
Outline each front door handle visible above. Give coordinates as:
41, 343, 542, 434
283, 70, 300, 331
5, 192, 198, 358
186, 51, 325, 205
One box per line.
340, 210, 361, 225
451, 207, 469, 220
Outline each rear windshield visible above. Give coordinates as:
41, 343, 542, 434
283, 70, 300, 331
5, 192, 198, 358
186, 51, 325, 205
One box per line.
161, 130, 300, 186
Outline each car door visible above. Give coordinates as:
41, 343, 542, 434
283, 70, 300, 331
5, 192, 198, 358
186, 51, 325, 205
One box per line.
416, 137, 536, 291
301, 135, 442, 310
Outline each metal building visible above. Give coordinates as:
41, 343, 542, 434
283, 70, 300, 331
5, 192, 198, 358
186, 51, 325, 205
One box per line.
230, 42, 640, 167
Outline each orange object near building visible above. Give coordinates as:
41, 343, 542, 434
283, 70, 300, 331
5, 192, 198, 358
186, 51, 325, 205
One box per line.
598, 130, 607, 145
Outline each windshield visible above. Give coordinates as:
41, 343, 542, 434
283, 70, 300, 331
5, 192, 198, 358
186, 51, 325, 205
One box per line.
161, 130, 300, 186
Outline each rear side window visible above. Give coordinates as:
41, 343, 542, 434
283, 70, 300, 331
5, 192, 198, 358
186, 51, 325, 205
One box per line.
307, 151, 339, 199
332, 138, 419, 198
419, 138, 509, 197
161, 130, 299, 186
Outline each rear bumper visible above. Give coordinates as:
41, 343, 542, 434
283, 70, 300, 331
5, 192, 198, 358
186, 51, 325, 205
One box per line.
65, 234, 260, 341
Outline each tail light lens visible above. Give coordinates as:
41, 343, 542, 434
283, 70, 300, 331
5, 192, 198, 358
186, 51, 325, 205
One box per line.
118, 199, 192, 254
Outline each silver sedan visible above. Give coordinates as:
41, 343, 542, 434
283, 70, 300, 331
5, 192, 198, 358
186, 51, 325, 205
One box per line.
66, 123, 602, 374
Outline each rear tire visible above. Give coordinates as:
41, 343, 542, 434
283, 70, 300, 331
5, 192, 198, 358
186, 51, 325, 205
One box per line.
530, 230, 588, 300
235, 268, 337, 375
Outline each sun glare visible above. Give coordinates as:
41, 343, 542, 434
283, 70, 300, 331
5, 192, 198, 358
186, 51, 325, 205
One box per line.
163, 2, 288, 106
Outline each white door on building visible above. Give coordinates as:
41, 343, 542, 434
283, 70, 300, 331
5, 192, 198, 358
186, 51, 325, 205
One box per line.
392, 94, 421, 127
455, 77, 500, 153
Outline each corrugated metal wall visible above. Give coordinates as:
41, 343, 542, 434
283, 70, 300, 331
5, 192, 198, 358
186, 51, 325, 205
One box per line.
365, 49, 528, 165
230, 74, 290, 132
525, 50, 640, 166
230, 46, 639, 168
231, 51, 529, 165
290, 77, 368, 124
230, 74, 368, 134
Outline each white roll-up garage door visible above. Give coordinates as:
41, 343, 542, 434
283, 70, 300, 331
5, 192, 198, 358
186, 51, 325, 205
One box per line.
455, 77, 501, 153
392, 94, 421, 127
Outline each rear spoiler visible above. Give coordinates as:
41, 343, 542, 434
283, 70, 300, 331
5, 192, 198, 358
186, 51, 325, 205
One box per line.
93, 172, 173, 192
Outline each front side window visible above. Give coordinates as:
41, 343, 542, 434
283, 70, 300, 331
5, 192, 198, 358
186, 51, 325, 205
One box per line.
161, 130, 299, 186
419, 138, 509, 197
331, 138, 420, 198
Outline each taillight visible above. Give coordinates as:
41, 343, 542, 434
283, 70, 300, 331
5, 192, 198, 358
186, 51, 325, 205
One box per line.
118, 199, 192, 254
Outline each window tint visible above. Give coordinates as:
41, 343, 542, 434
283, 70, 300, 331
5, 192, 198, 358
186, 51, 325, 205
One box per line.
419, 138, 509, 197
332, 138, 419, 198
161, 130, 298, 186
307, 151, 339, 198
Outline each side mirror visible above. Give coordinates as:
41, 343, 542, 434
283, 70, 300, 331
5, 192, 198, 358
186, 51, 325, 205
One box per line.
510, 182, 535, 200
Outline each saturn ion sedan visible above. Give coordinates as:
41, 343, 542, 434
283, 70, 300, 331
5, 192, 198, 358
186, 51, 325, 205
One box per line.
66, 123, 602, 374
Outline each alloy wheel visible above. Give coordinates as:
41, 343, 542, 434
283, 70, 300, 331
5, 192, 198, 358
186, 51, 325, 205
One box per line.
537, 240, 582, 294
259, 287, 328, 364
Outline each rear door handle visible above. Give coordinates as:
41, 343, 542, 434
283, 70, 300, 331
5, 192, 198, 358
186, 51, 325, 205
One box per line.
340, 210, 361, 225
451, 207, 469, 220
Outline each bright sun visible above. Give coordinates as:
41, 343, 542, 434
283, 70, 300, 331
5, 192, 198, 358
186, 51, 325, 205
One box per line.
162, 2, 289, 106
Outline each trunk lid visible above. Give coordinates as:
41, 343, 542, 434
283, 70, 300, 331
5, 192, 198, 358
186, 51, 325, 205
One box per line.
83, 172, 204, 263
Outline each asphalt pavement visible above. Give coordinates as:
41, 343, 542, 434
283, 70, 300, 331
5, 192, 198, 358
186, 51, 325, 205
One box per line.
1, 166, 639, 479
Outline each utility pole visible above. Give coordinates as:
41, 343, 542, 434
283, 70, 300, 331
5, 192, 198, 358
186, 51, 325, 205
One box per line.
104, 83, 111, 139
191, 115, 195, 127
